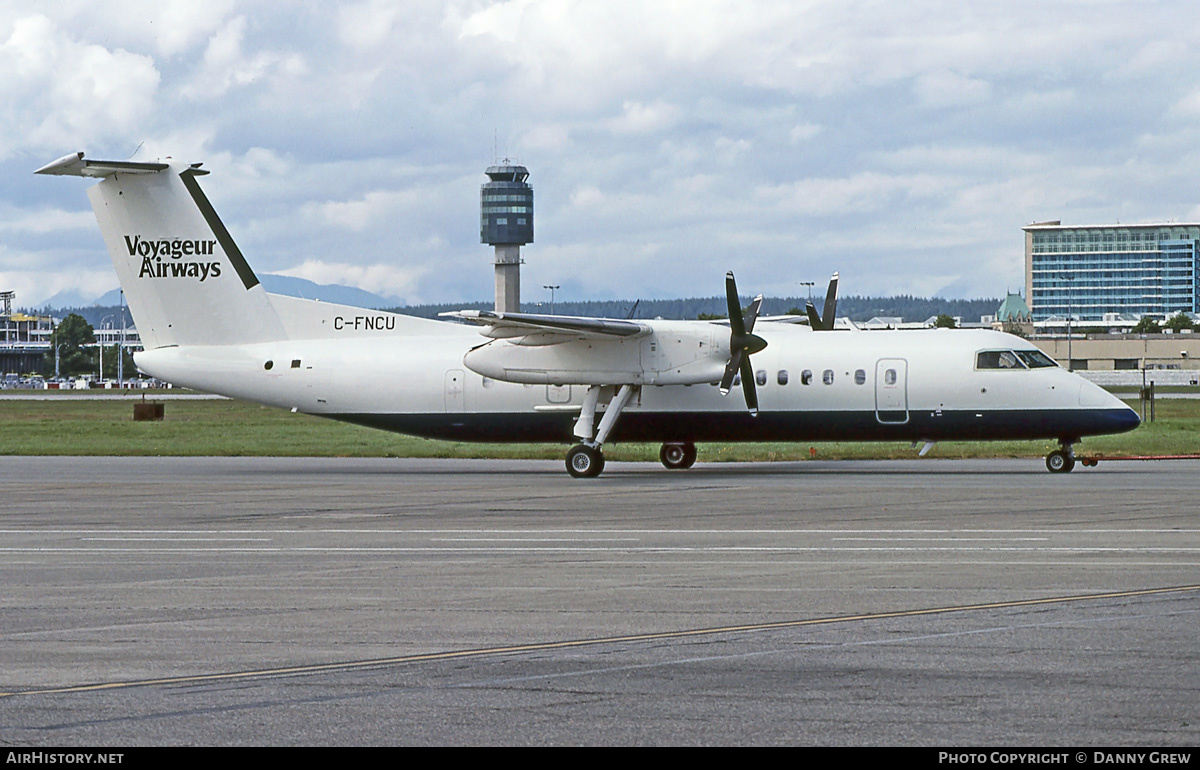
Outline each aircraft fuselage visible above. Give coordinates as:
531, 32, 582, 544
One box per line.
135, 320, 1138, 446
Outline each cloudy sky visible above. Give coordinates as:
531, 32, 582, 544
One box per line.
3, 0, 1200, 308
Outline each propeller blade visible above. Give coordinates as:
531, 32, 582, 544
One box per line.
804, 273, 840, 330
805, 301, 822, 329
725, 272, 745, 337
743, 294, 763, 333
720, 271, 766, 414
821, 272, 839, 331
740, 355, 758, 415
719, 348, 744, 395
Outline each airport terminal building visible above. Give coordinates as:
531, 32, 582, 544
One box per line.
1024, 221, 1200, 322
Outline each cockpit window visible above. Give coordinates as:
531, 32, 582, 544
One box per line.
976, 350, 1026, 369
1014, 350, 1058, 368
977, 349, 1061, 370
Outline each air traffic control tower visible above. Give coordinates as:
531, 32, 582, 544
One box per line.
481, 163, 533, 313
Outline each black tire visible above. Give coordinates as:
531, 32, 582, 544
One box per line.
660, 442, 698, 470
567, 444, 604, 478
1046, 450, 1075, 474
660, 443, 685, 469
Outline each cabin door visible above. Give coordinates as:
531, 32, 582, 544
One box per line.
875, 358, 908, 424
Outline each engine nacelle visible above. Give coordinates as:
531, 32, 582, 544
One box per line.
463, 321, 727, 386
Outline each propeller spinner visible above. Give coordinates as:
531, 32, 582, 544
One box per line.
719, 271, 767, 415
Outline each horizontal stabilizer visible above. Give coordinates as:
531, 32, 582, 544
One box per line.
34, 152, 171, 178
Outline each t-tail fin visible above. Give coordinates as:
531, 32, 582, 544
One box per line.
36, 152, 286, 349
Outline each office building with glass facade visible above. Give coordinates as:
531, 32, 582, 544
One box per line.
1024, 221, 1200, 322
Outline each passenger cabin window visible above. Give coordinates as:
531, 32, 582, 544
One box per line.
885, 368, 897, 385
756, 369, 767, 386
777, 370, 789, 385
854, 369, 866, 385
822, 369, 834, 385
801, 370, 812, 385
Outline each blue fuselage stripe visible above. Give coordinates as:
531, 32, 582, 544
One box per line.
331, 407, 1140, 444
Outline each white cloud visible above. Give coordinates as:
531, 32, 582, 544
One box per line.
8, 0, 239, 57
275, 259, 425, 301
0, 15, 160, 158
755, 172, 944, 217
607, 100, 681, 135
9, 0, 1200, 307
0, 205, 95, 234
520, 123, 571, 152
913, 71, 991, 108
302, 189, 421, 232
789, 123, 821, 144
569, 186, 606, 208
0, 252, 117, 308
337, 0, 406, 49
1172, 88, 1200, 119
182, 15, 306, 100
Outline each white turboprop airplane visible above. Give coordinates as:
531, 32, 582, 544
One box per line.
37, 152, 1140, 477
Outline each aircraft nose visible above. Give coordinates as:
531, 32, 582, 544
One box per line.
1098, 400, 1141, 434
1116, 405, 1141, 432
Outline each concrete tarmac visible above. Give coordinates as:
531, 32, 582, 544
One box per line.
1, 456, 1197, 745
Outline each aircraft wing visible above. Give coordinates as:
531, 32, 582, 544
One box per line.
441, 310, 649, 342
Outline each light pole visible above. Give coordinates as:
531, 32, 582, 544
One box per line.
51, 321, 60, 378
1060, 274, 1074, 371
99, 314, 114, 382
543, 284, 560, 315
118, 290, 126, 386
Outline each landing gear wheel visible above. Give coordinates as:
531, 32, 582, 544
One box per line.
1046, 449, 1076, 474
567, 444, 605, 478
659, 442, 698, 470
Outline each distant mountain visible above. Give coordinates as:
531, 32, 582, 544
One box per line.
81, 274, 401, 310
38, 288, 98, 309
258, 275, 401, 309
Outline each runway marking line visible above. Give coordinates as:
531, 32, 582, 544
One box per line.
2, 583, 1196, 700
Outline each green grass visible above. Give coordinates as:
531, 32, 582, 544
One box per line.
1107, 385, 1200, 394
0, 396, 1192, 461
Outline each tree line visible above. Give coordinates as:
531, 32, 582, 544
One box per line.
41, 313, 136, 378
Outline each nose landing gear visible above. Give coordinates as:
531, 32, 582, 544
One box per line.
1046, 440, 1077, 473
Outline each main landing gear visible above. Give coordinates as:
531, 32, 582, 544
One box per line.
1045, 440, 1077, 473
659, 442, 697, 470
566, 443, 605, 478
565, 384, 635, 478
563, 385, 701, 478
